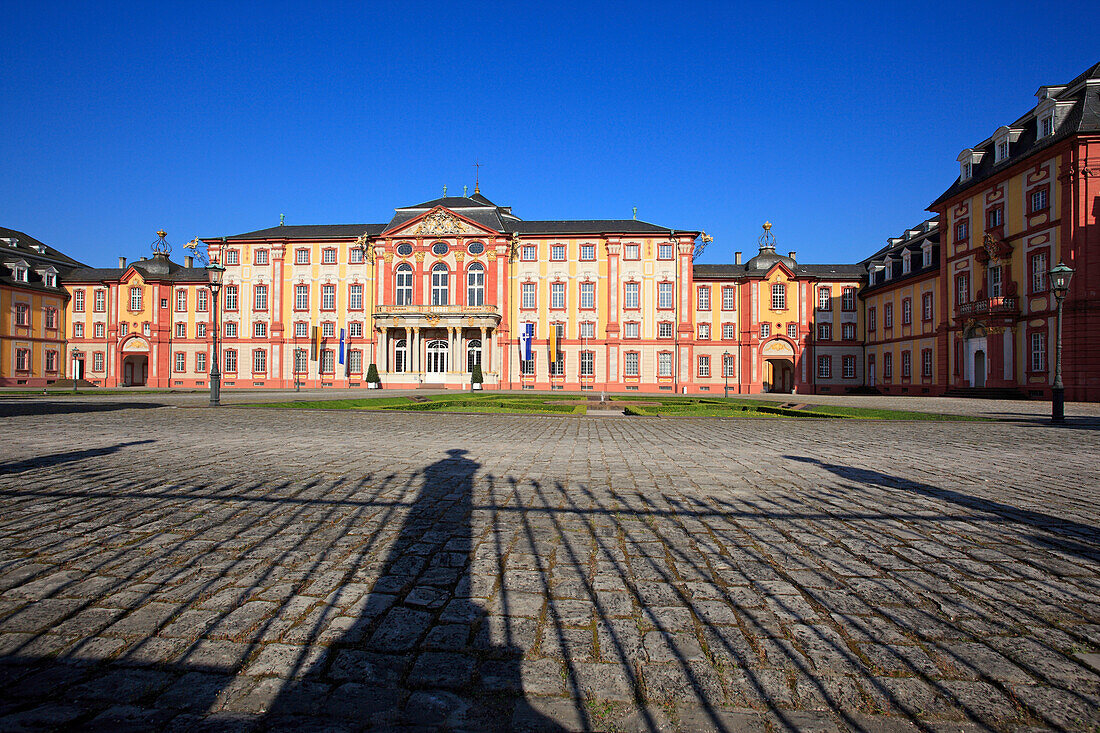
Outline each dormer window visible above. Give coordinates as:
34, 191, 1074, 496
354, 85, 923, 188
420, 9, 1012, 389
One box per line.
15, 266, 28, 282
922, 244, 933, 268
996, 140, 1009, 162
957, 148, 984, 181
1040, 115, 1054, 137
902, 252, 911, 275
963, 161, 973, 179
883, 258, 893, 281
45, 272, 57, 287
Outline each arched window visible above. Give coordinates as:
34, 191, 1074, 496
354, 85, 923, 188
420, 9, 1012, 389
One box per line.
394, 339, 407, 373
395, 264, 413, 305
467, 339, 482, 372
426, 339, 448, 372
431, 263, 449, 305
467, 263, 485, 306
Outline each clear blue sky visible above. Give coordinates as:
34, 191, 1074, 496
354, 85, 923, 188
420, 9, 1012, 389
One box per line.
2, 1, 1097, 268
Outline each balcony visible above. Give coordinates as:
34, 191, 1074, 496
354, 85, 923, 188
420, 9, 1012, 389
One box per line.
373, 303, 501, 328
958, 296, 1018, 317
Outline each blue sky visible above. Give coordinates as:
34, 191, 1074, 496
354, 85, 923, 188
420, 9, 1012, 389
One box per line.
2, 1, 1097, 268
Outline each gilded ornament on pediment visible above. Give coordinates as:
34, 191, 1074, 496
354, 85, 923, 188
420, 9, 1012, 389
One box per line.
415, 209, 477, 236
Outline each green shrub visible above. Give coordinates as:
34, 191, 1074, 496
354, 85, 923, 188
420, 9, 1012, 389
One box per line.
471, 363, 484, 384
366, 363, 380, 384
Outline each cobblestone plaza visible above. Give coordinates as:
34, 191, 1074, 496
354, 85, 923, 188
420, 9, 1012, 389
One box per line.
0, 399, 1098, 730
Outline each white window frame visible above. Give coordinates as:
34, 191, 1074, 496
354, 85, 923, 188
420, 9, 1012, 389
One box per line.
771, 283, 786, 310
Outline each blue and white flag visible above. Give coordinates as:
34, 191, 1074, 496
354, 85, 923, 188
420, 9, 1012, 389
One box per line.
338, 328, 346, 365
519, 322, 534, 361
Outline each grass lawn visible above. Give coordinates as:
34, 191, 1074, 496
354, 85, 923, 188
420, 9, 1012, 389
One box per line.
257, 393, 983, 420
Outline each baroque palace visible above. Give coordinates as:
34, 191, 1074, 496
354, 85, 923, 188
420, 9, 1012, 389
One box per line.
3, 61, 1098, 401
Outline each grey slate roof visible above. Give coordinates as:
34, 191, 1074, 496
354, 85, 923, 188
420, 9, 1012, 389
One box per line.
930, 61, 1100, 208
859, 217, 941, 294
692, 263, 864, 279
507, 220, 678, 235
224, 224, 386, 240
67, 253, 209, 283
0, 226, 85, 295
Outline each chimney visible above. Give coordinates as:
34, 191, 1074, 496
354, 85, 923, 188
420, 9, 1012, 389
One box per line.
788, 251, 797, 261
735, 252, 742, 265
184, 255, 193, 268
118, 256, 127, 268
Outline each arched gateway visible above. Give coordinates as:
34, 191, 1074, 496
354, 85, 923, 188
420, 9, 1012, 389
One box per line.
761, 338, 795, 394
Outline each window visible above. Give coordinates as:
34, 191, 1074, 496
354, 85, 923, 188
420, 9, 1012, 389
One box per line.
322, 248, 337, 264
254, 249, 269, 265
902, 253, 911, 275
119, 323, 128, 336
760, 323, 770, 338
45, 308, 57, 329
1031, 332, 1047, 372
521, 245, 537, 261
923, 247, 933, 268
15, 303, 29, 326
698, 323, 710, 340
624, 282, 640, 309
723, 323, 736, 340
224, 349, 237, 372
93, 352, 104, 372
987, 207, 1003, 229
175, 352, 186, 372
579, 281, 595, 309
658, 352, 672, 377
294, 322, 308, 338
129, 287, 142, 311
295, 249, 309, 265
95, 323, 105, 339
722, 287, 736, 311
580, 350, 594, 376
817, 355, 831, 379
175, 322, 186, 338
521, 283, 537, 309
225, 322, 238, 338
580, 244, 595, 261
922, 349, 933, 378
225, 250, 239, 265
395, 264, 413, 305
989, 266, 1002, 298
817, 287, 831, 310
74, 323, 85, 338
466, 242, 484, 256
1040, 115, 1054, 137
549, 343, 564, 377
697, 355, 710, 377
956, 221, 968, 241
74, 290, 85, 312
1030, 189, 1048, 212
44, 350, 58, 373
902, 298, 912, 325
197, 289, 208, 312
658, 282, 673, 309
322, 284, 336, 310
349, 349, 363, 373
254, 322, 267, 338
224, 285, 238, 311
962, 161, 973, 180
197, 323, 206, 338
551, 282, 565, 309
624, 352, 640, 377
842, 287, 856, 311
143, 323, 150, 336
294, 348, 308, 374
254, 284, 268, 311
175, 289, 187, 312
465, 339, 482, 373
901, 351, 912, 378
44, 273, 56, 288
430, 263, 449, 305
397, 243, 415, 257
922, 292, 934, 321
996, 140, 1009, 162
196, 352, 207, 373
697, 287, 710, 311
624, 244, 640, 260
13, 266, 27, 282
658, 322, 673, 339
551, 244, 566, 261
623, 321, 640, 339
431, 242, 448, 256
15, 349, 30, 371
322, 322, 335, 338
957, 273, 970, 305
579, 321, 595, 339
842, 322, 855, 340
294, 285, 309, 310
884, 303, 893, 328
161, 298, 168, 309
320, 349, 335, 373
842, 355, 855, 379
467, 264, 484, 306
94, 289, 106, 312
658, 243, 674, 260
349, 247, 364, 264
771, 283, 786, 310
817, 323, 831, 340
253, 349, 267, 373
723, 353, 735, 378
349, 284, 364, 310
787, 323, 798, 339
1031, 252, 1048, 293
520, 354, 535, 376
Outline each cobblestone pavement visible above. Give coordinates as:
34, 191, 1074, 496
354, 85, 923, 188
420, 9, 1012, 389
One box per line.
0, 405, 1098, 731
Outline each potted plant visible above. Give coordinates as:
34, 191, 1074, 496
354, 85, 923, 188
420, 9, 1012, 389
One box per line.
366, 363, 381, 389
471, 363, 484, 391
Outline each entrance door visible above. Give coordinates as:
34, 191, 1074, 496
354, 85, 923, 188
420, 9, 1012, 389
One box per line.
425, 340, 448, 382
973, 350, 986, 388
124, 360, 133, 386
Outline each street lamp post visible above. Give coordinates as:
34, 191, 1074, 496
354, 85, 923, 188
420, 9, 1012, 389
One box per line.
207, 260, 226, 406
71, 347, 79, 394
723, 350, 730, 399
1048, 262, 1074, 423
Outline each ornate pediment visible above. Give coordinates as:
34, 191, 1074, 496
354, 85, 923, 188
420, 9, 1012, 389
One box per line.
394, 207, 489, 237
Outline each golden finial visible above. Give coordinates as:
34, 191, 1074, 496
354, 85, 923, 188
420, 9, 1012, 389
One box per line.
762, 222, 772, 231
157, 230, 167, 238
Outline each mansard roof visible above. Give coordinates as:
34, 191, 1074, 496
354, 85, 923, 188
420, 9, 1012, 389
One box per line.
0, 226, 85, 294
224, 224, 386, 240
67, 253, 209, 283
693, 263, 865, 279
860, 216, 940, 293
930, 61, 1100, 208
